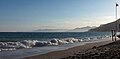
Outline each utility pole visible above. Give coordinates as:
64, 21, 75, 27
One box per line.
115, 3, 119, 41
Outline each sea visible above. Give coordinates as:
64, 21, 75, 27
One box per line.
0, 32, 111, 59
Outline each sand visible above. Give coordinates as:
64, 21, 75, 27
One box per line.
60, 40, 120, 59
22, 39, 113, 59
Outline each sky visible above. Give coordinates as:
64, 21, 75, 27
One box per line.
0, 0, 120, 32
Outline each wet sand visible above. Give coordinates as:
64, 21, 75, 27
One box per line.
22, 39, 113, 59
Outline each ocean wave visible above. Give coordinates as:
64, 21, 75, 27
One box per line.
0, 35, 110, 51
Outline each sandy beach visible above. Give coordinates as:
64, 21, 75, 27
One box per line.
22, 38, 113, 59
1, 0, 120, 59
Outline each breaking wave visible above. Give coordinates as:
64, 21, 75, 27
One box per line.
0, 35, 110, 51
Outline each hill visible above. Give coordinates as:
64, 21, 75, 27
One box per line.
89, 19, 120, 32
68, 26, 96, 32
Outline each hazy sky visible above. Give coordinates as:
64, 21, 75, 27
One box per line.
0, 0, 120, 32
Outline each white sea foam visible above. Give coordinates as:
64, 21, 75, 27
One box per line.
0, 35, 111, 51
0, 36, 111, 59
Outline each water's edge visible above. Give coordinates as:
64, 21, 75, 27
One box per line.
0, 37, 111, 59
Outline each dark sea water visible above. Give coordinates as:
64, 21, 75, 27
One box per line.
0, 32, 111, 41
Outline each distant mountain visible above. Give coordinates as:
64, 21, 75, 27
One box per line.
35, 29, 68, 32
68, 26, 96, 32
89, 18, 120, 32
35, 26, 96, 32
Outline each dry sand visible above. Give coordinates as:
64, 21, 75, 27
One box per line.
60, 40, 120, 59
22, 39, 113, 59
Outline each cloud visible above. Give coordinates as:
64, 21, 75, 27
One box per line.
103, 16, 114, 19
41, 16, 115, 29
1, 16, 115, 32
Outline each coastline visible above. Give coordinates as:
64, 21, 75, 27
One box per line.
22, 38, 112, 59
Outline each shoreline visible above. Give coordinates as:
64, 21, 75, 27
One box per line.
22, 38, 112, 59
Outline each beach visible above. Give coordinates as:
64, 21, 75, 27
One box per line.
22, 38, 114, 59
1, 0, 120, 59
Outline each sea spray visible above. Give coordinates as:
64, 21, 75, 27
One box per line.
0, 36, 110, 51
0, 32, 111, 51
